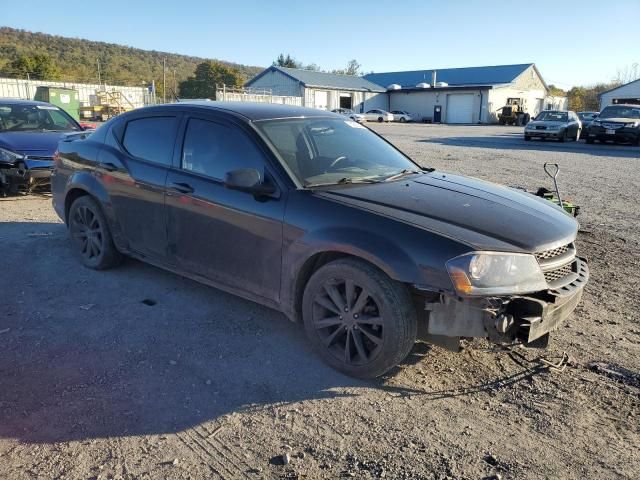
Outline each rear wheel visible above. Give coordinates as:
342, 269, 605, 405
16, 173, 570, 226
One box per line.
68, 195, 122, 270
302, 258, 417, 378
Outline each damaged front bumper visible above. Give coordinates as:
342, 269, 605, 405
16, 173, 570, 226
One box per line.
418, 256, 589, 350
0, 157, 53, 194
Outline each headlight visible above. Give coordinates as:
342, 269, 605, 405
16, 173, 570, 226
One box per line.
446, 252, 547, 296
0, 147, 24, 165
626, 121, 639, 128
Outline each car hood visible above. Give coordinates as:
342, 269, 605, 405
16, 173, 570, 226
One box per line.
0, 131, 72, 156
597, 117, 638, 123
315, 171, 578, 252
527, 120, 567, 128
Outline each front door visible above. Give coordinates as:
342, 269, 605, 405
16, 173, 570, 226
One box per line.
433, 105, 442, 123
165, 115, 285, 301
98, 114, 180, 259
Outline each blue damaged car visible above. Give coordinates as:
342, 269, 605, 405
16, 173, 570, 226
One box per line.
0, 99, 84, 195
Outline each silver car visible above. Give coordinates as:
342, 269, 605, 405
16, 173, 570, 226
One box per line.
524, 110, 582, 142
331, 108, 366, 123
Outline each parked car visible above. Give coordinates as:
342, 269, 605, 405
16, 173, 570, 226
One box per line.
524, 110, 581, 142
586, 104, 640, 145
52, 103, 589, 378
331, 108, 366, 123
391, 110, 413, 123
577, 111, 598, 138
0, 99, 85, 195
363, 109, 394, 122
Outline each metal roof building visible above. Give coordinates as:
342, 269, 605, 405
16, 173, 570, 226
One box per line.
245, 66, 388, 112
364, 63, 558, 124
599, 78, 640, 110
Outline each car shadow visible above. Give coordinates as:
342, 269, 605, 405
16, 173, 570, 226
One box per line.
419, 132, 640, 159
0, 220, 531, 445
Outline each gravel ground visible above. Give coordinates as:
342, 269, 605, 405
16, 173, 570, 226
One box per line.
1, 124, 638, 479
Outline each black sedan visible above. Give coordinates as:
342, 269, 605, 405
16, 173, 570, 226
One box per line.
586, 104, 640, 145
52, 103, 589, 378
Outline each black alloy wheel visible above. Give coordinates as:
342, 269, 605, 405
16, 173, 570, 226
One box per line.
68, 196, 122, 269
302, 259, 417, 378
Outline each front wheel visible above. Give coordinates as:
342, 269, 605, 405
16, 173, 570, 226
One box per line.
302, 259, 417, 378
559, 130, 567, 142
586, 136, 595, 144
377, 117, 384, 123
68, 195, 122, 270
524, 135, 531, 141
399, 117, 406, 123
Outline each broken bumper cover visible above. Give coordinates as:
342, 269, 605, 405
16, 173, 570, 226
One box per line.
421, 256, 589, 347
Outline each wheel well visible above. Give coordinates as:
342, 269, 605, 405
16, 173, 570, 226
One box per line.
292, 251, 392, 322
64, 188, 90, 224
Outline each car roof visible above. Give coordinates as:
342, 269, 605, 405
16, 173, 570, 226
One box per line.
154, 101, 338, 121
0, 98, 57, 107
603, 104, 639, 108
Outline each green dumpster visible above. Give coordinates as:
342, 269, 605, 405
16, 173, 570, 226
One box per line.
34, 86, 80, 121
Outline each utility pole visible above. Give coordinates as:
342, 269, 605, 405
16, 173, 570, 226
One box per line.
162, 58, 166, 104
97, 58, 102, 86
173, 69, 177, 101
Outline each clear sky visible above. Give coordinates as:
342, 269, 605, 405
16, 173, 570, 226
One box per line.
3, 0, 639, 88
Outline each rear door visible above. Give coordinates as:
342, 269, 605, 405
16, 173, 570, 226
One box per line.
165, 114, 286, 301
97, 112, 180, 259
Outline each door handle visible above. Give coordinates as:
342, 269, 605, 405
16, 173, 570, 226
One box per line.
99, 162, 118, 172
170, 182, 194, 194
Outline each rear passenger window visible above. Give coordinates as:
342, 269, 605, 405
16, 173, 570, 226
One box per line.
181, 118, 265, 180
122, 117, 178, 165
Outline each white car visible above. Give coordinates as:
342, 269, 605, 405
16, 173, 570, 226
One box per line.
391, 110, 413, 122
363, 109, 394, 122
331, 108, 366, 123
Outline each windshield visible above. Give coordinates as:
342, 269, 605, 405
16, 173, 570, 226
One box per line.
256, 117, 420, 186
536, 111, 568, 122
599, 106, 640, 119
0, 104, 80, 132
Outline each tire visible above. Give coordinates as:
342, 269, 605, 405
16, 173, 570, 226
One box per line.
586, 136, 594, 144
399, 117, 406, 123
377, 117, 383, 123
558, 130, 567, 143
524, 135, 531, 141
302, 258, 417, 379
68, 195, 122, 270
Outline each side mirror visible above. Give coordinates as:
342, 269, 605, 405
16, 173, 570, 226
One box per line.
224, 168, 277, 196
531, 116, 536, 121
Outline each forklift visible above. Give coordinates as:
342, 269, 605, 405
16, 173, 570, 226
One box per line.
498, 98, 531, 126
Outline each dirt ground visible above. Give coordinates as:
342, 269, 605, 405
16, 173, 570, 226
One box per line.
1, 124, 638, 480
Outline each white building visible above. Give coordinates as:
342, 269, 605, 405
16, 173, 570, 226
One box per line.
244, 66, 387, 112
364, 64, 563, 124
599, 78, 640, 110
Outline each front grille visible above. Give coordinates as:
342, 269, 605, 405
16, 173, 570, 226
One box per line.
25, 156, 54, 161
535, 126, 547, 130
544, 263, 573, 283
535, 244, 570, 261
535, 243, 576, 287
601, 122, 623, 130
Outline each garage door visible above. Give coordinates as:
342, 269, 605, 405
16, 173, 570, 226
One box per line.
314, 90, 328, 110
446, 94, 475, 123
